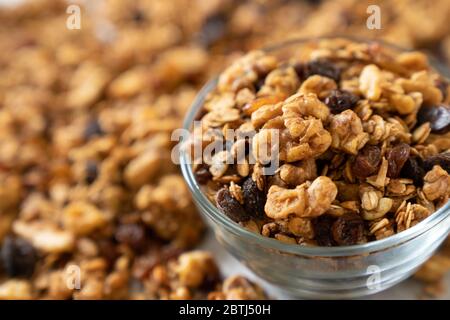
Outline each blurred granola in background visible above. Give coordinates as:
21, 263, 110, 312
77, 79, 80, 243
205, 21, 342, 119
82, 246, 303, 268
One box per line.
0, 0, 449, 299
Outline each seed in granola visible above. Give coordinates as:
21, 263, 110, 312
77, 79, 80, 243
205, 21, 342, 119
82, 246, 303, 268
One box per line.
0, 236, 37, 278
115, 223, 146, 251
85, 160, 98, 184
401, 156, 426, 186
83, 119, 104, 139
423, 152, 450, 173
216, 187, 249, 223
242, 177, 266, 219
312, 215, 336, 247
417, 104, 450, 134
194, 165, 212, 185
324, 90, 360, 114
386, 143, 410, 178
304, 60, 341, 82
331, 213, 366, 246
353, 145, 381, 179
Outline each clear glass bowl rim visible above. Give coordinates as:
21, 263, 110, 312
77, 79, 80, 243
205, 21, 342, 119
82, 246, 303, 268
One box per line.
180, 36, 450, 258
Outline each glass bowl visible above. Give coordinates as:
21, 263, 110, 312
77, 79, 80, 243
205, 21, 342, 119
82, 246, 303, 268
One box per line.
179, 37, 450, 299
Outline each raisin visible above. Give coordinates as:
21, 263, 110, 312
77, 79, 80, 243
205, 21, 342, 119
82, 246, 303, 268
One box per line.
386, 143, 410, 178
0, 236, 37, 278
115, 224, 147, 251
195, 165, 212, 184
85, 160, 98, 184
353, 145, 381, 179
84, 119, 104, 139
197, 13, 227, 48
312, 215, 336, 246
325, 90, 360, 114
293, 62, 306, 80
401, 156, 426, 186
331, 213, 365, 246
254, 76, 266, 92
242, 177, 266, 219
97, 239, 119, 267
304, 60, 341, 82
216, 187, 249, 223
417, 104, 450, 134
423, 152, 450, 173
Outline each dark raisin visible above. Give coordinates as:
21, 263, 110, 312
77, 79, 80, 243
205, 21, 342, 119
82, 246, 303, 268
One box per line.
254, 77, 266, 92
325, 90, 360, 114
85, 160, 98, 184
312, 215, 336, 247
1, 236, 37, 278
331, 213, 365, 246
115, 224, 147, 250
304, 60, 341, 82
386, 143, 410, 178
216, 187, 249, 223
195, 165, 212, 184
197, 13, 227, 48
84, 119, 104, 139
97, 239, 119, 267
423, 152, 450, 173
293, 62, 305, 80
242, 177, 266, 219
353, 145, 381, 179
417, 104, 450, 134
401, 156, 426, 186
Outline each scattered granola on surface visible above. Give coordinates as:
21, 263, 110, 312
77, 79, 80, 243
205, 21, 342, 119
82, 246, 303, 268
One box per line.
193, 38, 450, 247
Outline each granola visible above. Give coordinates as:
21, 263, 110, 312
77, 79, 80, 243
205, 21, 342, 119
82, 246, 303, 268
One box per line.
195, 39, 450, 247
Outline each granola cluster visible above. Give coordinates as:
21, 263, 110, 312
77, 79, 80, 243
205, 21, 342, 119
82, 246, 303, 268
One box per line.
194, 39, 450, 247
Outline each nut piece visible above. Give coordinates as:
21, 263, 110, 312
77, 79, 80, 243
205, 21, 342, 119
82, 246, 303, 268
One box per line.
282, 93, 330, 123
0, 280, 32, 300
62, 202, 107, 236
265, 176, 337, 219
174, 251, 219, 288
287, 217, 315, 239
13, 221, 75, 254
362, 197, 393, 220
251, 102, 283, 129
252, 128, 283, 165
259, 66, 299, 97
329, 110, 369, 155
306, 176, 338, 217
215, 275, 267, 300
299, 75, 337, 100
124, 150, 160, 189
423, 165, 450, 201
359, 64, 382, 101
264, 185, 307, 219
279, 159, 317, 186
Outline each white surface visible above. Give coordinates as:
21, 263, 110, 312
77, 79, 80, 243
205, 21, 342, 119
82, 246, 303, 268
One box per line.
200, 229, 450, 300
